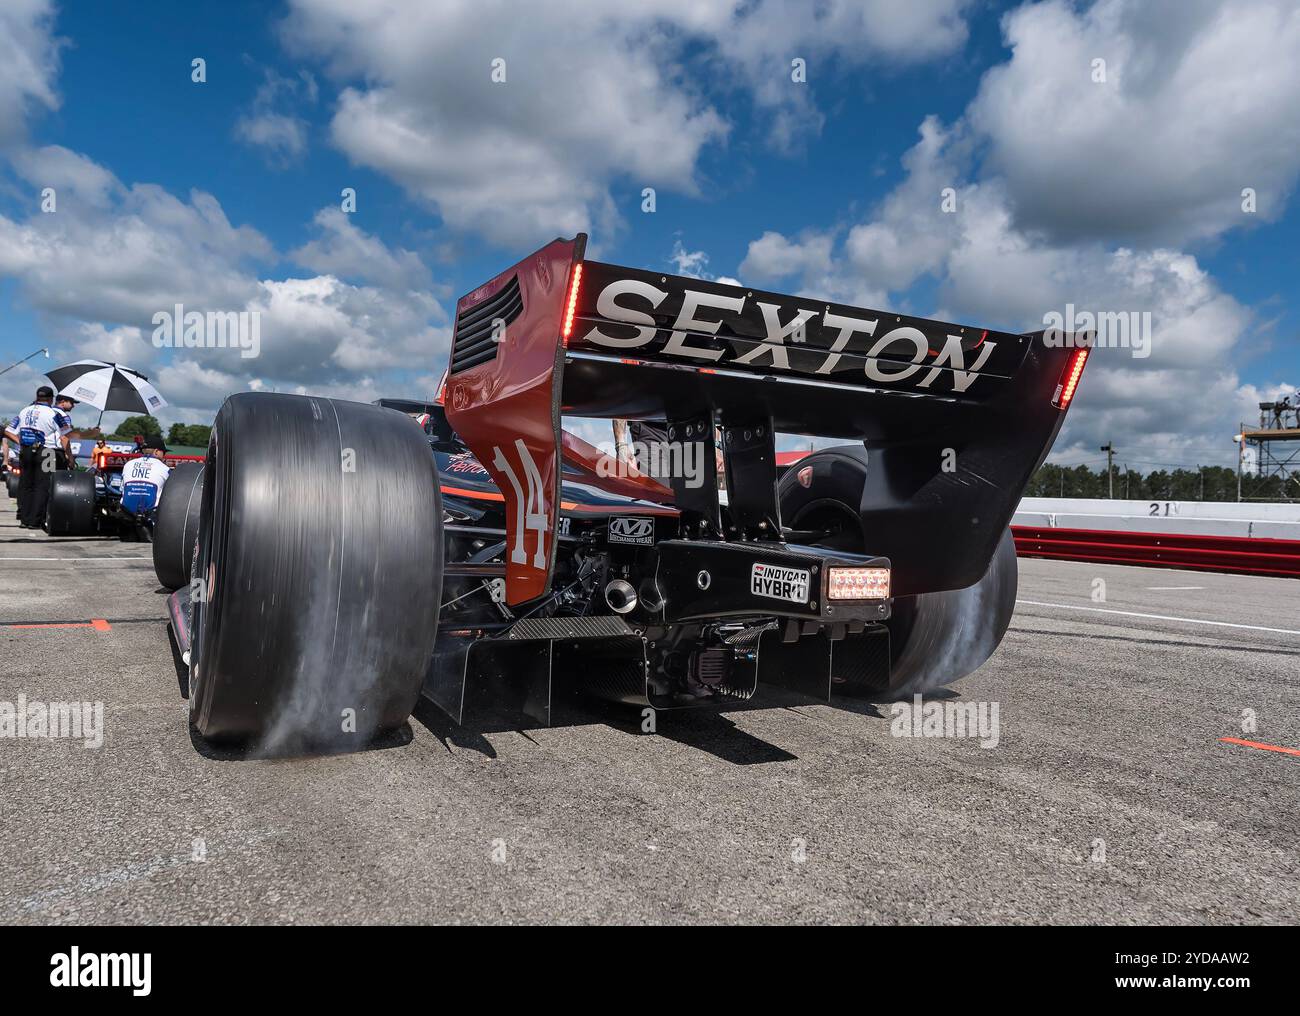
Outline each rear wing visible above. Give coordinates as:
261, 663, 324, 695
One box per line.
444, 234, 1090, 604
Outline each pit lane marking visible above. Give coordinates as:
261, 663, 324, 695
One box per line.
1014, 599, 1300, 636
3, 618, 111, 631
1218, 737, 1300, 758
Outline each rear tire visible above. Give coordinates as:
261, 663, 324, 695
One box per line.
152, 461, 204, 590
885, 527, 1017, 696
779, 444, 1018, 696
4, 470, 17, 499
188, 393, 443, 754
45, 470, 96, 536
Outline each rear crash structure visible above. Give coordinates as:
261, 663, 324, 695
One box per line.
160, 234, 1090, 754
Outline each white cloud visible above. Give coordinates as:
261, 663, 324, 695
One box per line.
233, 69, 317, 165
707, 0, 973, 150
0, 361, 52, 421
969, 0, 1300, 245
147, 359, 258, 423
292, 206, 434, 291
153, 358, 420, 425
68, 322, 156, 367
9, 144, 120, 208
282, 0, 975, 245
740, 227, 889, 308
669, 240, 711, 279
0, 148, 448, 422
0, 0, 60, 147
741, 230, 830, 282
664, 239, 745, 289
0, 182, 270, 325
940, 234, 1262, 466
841, 117, 966, 294
235, 112, 309, 163
249, 274, 447, 380
737, 0, 1300, 467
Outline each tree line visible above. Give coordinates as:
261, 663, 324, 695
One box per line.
97, 415, 212, 448
1026, 462, 1297, 502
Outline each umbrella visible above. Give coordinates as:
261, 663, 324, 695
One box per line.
46, 359, 167, 427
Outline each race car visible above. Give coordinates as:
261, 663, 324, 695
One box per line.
156, 234, 1090, 754
43, 442, 205, 539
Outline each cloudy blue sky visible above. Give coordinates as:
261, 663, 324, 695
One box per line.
0, 0, 1297, 470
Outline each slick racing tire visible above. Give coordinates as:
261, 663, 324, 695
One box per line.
4, 470, 17, 499
188, 393, 443, 754
45, 470, 96, 536
777, 445, 871, 552
779, 444, 1017, 696
152, 461, 204, 590
883, 526, 1017, 696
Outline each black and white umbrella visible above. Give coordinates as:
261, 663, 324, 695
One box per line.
46, 360, 167, 423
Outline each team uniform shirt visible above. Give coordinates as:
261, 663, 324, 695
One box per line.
119, 456, 172, 515
6, 403, 71, 448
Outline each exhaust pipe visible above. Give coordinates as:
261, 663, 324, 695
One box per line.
604, 579, 638, 614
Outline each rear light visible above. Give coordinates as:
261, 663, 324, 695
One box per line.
827, 566, 890, 600
561, 261, 584, 343
1051, 347, 1089, 409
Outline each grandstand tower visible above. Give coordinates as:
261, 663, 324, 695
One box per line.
1240, 399, 1300, 499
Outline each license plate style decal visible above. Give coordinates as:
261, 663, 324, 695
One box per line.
751, 563, 810, 604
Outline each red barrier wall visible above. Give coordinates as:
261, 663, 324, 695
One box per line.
1012, 526, 1300, 579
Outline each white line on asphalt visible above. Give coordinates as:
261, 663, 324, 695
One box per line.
19, 828, 283, 913
0, 556, 152, 562
1146, 586, 1204, 591
1015, 599, 1300, 636
20, 855, 190, 913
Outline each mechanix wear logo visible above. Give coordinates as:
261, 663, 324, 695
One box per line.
607, 516, 654, 545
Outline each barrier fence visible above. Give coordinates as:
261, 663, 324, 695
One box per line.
1012, 526, 1300, 578
1012, 499, 1300, 578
